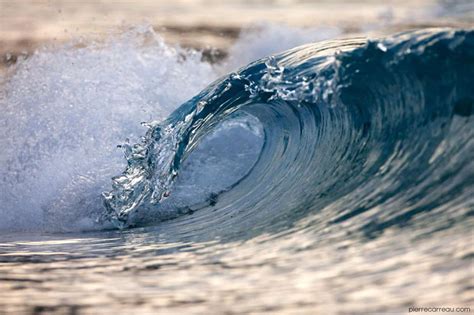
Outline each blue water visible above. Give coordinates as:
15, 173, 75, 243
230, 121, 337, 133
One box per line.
0, 28, 472, 314
104, 29, 474, 238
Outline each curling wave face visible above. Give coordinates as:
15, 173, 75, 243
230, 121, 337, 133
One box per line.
103, 29, 474, 242
0, 24, 335, 233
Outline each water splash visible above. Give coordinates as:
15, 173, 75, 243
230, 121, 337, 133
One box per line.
0, 27, 217, 232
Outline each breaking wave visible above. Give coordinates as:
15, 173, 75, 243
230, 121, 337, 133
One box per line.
102, 28, 473, 242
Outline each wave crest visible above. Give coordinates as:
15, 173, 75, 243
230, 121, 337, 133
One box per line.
103, 28, 474, 238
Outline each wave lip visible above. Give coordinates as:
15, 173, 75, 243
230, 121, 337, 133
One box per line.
104, 28, 474, 236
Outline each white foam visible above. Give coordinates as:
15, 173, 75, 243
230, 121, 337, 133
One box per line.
0, 27, 217, 232
0, 24, 332, 233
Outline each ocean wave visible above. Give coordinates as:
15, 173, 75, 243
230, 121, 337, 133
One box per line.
102, 28, 473, 242
0, 27, 472, 238
0, 24, 342, 233
1, 25, 473, 315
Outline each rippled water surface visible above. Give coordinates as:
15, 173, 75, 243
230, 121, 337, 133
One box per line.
1, 221, 471, 314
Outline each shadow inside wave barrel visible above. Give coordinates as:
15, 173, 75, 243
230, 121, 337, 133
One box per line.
103, 28, 473, 244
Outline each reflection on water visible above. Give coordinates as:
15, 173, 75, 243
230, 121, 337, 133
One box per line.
1, 219, 471, 314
